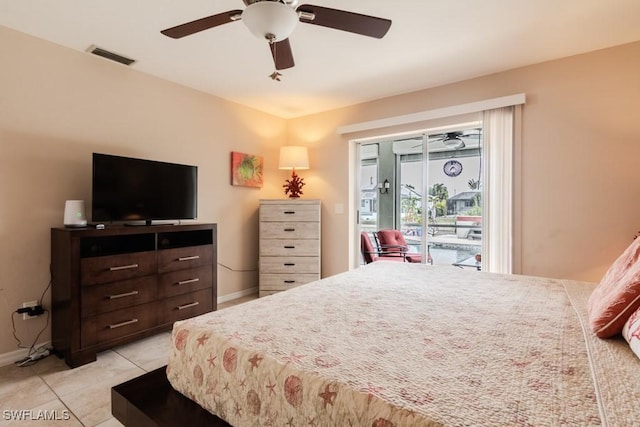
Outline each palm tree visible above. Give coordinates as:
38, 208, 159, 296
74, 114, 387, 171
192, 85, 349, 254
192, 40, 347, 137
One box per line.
429, 183, 448, 202
429, 183, 449, 217
401, 184, 421, 224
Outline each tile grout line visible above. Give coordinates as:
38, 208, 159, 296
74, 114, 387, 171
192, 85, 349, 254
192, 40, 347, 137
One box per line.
37, 371, 86, 427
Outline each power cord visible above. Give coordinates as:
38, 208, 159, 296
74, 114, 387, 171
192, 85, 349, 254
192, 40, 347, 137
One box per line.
11, 275, 53, 367
12, 310, 50, 367
217, 262, 257, 273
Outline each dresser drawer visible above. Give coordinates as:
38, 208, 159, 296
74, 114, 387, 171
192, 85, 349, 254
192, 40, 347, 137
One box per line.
259, 273, 319, 291
81, 251, 157, 286
81, 276, 157, 318
160, 288, 213, 324
158, 245, 213, 273
158, 266, 212, 299
260, 222, 319, 240
81, 303, 157, 347
260, 204, 319, 222
260, 239, 319, 256
260, 256, 319, 274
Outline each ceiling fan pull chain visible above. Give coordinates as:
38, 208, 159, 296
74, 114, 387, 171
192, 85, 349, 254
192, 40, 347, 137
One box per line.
269, 71, 282, 81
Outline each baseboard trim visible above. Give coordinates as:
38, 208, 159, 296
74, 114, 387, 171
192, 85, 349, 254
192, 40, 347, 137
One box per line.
0, 341, 51, 368
0, 290, 257, 367
217, 287, 258, 305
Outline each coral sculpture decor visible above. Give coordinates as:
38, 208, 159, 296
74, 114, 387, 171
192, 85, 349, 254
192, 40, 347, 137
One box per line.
283, 170, 305, 198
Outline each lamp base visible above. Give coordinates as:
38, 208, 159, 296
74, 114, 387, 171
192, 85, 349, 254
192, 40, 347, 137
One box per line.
283, 170, 305, 198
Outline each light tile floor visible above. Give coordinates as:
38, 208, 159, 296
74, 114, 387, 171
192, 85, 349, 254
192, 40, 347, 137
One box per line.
0, 294, 258, 426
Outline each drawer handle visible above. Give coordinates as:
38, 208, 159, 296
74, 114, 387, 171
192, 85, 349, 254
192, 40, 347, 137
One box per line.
177, 301, 200, 310
284, 263, 295, 266
177, 278, 200, 285
284, 245, 295, 249
284, 280, 296, 284
284, 211, 296, 214
107, 290, 139, 300
178, 255, 200, 262
109, 263, 139, 271
284, 228, 295, 232
109, 318, 138, 329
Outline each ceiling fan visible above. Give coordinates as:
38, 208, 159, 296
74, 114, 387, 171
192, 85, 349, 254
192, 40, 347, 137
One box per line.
160, 0, 392, 78
428, 130, 482, 149
406, 129, 482, 150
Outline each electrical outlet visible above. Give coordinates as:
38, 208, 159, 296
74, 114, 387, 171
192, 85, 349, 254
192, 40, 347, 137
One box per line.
22, 300, 38, 320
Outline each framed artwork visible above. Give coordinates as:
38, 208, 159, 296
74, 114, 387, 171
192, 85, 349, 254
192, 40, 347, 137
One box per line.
231, 151, 264, 188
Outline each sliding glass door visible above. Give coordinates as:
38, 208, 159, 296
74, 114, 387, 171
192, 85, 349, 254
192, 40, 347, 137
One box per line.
358, 124, 483, 269
425, 128, 482, 268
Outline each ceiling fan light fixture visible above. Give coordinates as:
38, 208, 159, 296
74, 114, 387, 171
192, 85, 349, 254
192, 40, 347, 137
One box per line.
442, 135, 465, 148
242, 1, 299, 42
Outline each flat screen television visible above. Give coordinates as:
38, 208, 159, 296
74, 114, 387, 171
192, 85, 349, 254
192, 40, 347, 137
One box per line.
92, 153, 197, 225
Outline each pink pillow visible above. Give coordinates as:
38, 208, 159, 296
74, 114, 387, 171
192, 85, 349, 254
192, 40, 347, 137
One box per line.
622, 306, 640, 359
587, 238, 640, 338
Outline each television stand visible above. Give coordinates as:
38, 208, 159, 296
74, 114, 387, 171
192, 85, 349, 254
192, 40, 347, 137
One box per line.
50, 223, 217, 368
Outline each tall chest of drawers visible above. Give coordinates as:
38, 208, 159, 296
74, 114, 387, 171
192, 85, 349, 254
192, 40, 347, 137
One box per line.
51, 223, 217, 367
259, 199, 321, 297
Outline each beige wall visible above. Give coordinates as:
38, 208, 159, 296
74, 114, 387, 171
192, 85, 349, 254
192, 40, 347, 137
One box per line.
289, 40, 640, 281
0, 27, 286, 356
2, 24, 639, 358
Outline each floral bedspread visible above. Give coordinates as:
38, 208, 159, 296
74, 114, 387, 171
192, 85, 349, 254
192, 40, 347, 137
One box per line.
167, 262, 612, 426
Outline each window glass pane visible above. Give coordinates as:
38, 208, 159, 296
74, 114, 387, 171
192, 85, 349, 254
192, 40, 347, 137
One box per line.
427, 129, 482, 269
359, 146, 378, 235
398, 150, 423, 254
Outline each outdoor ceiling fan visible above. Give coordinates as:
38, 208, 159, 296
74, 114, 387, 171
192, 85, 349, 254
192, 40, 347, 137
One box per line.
428, 130, 482, 149
160, 0, 392, 80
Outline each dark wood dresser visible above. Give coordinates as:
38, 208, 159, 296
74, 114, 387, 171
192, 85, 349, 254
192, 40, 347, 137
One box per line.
51, 223, 217, 368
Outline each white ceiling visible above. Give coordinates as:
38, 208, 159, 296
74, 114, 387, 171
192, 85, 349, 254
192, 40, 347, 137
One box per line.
1, 0, 639, 118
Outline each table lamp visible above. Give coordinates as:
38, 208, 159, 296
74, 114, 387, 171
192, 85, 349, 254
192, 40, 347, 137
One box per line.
278, 146, 309, 198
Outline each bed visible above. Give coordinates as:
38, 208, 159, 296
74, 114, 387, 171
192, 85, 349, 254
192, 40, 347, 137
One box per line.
163, 261, 640, 426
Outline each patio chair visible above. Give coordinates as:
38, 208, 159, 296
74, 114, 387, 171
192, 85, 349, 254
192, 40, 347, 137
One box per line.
360, 232, 407, 264
376, 229, 432, 264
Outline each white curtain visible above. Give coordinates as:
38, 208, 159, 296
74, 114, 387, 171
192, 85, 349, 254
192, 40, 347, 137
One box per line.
482, 107, 514, 274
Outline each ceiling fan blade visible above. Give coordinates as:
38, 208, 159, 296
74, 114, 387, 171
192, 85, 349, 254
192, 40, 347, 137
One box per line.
296, 4, 391, 39
269, 38, 295, 70
161, 10, 242, 39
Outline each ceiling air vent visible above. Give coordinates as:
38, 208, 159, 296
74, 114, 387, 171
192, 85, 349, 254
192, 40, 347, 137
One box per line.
86, 45, 136, 66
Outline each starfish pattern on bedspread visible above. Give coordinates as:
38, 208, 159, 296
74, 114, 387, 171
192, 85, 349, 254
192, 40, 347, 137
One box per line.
166, 263, 613, 426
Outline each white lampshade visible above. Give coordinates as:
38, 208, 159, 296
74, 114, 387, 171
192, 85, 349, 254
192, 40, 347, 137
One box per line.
279, 146, 309, 170
242, 2, 299, 42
